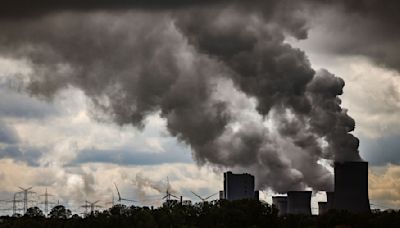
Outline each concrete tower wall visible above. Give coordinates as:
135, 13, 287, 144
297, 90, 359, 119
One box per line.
272, 196, 288, 216
224, 171, 255, 201
319, 191, 335, 215
333, 161, 370, 213
287, 191, 312, 215
318, 202, 328, 215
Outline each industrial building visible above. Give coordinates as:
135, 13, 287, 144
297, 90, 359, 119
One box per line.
220, 171, 259, 201
272, 191, 312, 215
272, 161, 371, 215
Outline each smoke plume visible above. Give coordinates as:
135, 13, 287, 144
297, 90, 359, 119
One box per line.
304, 0, 400, 73
0, 1, 363, 192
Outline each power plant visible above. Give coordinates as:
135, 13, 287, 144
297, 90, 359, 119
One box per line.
272, 161, 371, 215
0, 162, 372, 216
220, 171, 259, 201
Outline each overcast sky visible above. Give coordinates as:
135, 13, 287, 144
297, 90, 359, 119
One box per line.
0, 0, 400, 214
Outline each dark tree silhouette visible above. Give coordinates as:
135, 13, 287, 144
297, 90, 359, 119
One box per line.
25, 206, 45, 218
0, 201, 399, 227
49, 205, 72, 219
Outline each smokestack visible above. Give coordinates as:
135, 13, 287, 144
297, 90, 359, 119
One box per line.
219, 191, 224, 200
272, 196, 288, 216
333, 161, 370, 213
287, 191, 312, 215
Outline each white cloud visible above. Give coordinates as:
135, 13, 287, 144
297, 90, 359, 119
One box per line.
0, 159, 224, 214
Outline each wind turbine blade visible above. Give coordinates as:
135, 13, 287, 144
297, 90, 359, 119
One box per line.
18, 187, 24, 191
122, 198, 137, 202
191, 191, 204, 201
204, 193, 218, 200
27, 187, 33, 191
170, 194, 179, 199
93, 200, 100, 205
162, 195, 168, 199
114, 183, 122, 201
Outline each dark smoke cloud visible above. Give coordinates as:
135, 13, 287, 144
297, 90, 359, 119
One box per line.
0, 1, 360, 192
307, 70, 360, 162
304, 0, 400, 72
0, 0, 226, 18
174, 6, 359, 191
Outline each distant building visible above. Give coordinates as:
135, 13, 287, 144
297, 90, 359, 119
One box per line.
221, 171, 259, 201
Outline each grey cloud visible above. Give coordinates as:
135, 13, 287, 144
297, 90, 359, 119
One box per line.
0, 87, 59, 119
360, 134, 400, 166
70, 145, 192, 166
0, 145, 44, 166
133, 173, 177, 202
0, 122, 19, 144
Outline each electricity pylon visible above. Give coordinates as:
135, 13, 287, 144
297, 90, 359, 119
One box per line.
39, 188, 54, 215
18, 187, 35, 214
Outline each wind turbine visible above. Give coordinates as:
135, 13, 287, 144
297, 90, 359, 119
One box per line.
162, 177, 179, 206
114, 183, 137, 204
105, 191, 115, 207
191, 191, 218, 202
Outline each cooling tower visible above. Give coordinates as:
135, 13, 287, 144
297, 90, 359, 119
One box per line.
319, 191, 335, 214
272, 196, 287, 216
287, 191, 312, 215
318, 202, 328, 215
326, 192, 334, 206
333, 161, 370, 213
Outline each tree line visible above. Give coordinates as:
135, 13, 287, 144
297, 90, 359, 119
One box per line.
0, 199, 399, 227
